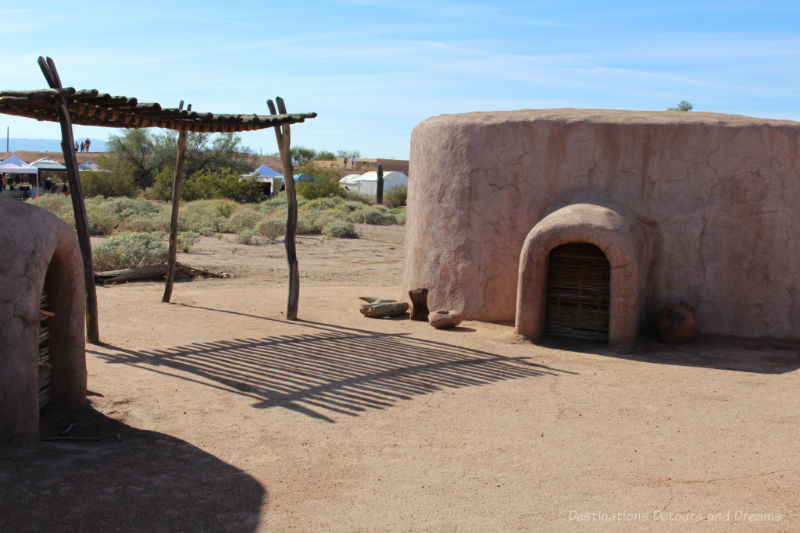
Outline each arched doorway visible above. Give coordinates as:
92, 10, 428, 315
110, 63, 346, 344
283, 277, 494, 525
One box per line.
545, 243, 610, 341
515, 203, 651, 351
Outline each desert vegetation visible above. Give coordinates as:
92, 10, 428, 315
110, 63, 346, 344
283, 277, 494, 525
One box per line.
31, 130, 404, 269
31, 195, 404, 268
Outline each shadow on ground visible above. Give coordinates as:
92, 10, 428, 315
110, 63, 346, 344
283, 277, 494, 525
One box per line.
0, 405, 265, 532
537, 334, 800, 374
91, 317, 571, 422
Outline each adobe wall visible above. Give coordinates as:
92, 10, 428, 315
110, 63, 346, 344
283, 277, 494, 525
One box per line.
404, 109, 800, 340
0, 196, 86, 441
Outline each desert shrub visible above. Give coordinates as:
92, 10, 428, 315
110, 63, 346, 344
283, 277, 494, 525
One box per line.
295, 161, 342, 200
350, 208, 394, 225
87, 212, 117, 235
178, 200, 235, 234
152, 168, 260, 203
237, 229, 255, 245
256, 219, 284, 240
257, 197, 286, 213
80, 171, 137, 198
296, 214, 322, 235
305, 197, 340, 210
224, 207, 264, 233
322, 220, 357, 238
341, 189, 372, 204
93, 232, 167, 271
383, 184, 407, 208
297, 178, 341, 200
177, 231, 200, 252
387, 208, 406, 225
29, 195, 75, 227
215, 199, 237, 218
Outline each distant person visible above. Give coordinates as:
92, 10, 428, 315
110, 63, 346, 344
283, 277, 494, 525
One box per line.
343, 156, 348, 168
74, 142, 79, 152
79, 141, 85, 152
85, 138, 91, 152
351, 155, 356, 168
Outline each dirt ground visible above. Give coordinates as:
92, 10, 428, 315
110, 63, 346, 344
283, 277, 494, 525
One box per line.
2, 224, 799, 532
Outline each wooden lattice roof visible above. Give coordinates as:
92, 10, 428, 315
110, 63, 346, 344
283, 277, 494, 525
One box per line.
0, 88, 316, 133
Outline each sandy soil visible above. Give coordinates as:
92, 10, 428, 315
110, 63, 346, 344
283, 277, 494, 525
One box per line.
2, 224, 799, 532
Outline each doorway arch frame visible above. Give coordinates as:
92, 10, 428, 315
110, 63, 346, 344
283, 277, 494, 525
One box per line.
515, 203, 651, 351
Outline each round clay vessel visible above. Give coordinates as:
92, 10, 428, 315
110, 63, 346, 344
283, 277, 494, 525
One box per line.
429, 310, 462, 329
657, 302, 697, 343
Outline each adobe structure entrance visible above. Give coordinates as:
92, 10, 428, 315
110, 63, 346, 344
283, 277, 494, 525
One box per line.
545, 243, 610, 341
404, 109, 800, 350
0, 196, 87, 441
514, 203, 651, 350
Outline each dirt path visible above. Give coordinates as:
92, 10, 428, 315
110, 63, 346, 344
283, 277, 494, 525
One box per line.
2, 225, 799, 532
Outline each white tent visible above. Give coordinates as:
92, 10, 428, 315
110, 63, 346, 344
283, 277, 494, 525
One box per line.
339, 173, 363, 190
339, 171, 408, 197
78, 161, 101, 172
0, 155, 38, 175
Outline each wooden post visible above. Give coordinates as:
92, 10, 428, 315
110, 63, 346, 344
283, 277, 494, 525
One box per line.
162, 107, 189, 303
268, 97, 299, 320
38, 56, 100, 343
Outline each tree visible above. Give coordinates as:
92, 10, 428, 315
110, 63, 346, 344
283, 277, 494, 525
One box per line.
295, 161, 342, 199
315, 150, 336, 160
668, 100, 693, 112
336, 149, 361, 159
290, 146, 317, 165
101, 129, 256, 191
101, 129, 165, 188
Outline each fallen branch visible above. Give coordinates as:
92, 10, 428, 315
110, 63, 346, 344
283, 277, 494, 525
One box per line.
95, 262, 229, 284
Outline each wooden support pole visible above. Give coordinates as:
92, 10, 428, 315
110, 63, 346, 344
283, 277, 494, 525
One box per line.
268, 97, 299, 320
38, 56, 100, 343
163, 105, 189, 303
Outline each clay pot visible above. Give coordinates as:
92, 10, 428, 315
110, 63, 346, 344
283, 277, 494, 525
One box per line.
657, 302, 697, 344
429, 310, 462, 329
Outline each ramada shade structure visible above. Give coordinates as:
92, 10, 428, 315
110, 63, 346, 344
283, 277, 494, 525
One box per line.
0, 87, 316, 133
0, 57, 316, 343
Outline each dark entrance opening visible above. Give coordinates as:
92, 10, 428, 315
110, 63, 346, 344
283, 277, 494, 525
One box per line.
545, 243, 610, 341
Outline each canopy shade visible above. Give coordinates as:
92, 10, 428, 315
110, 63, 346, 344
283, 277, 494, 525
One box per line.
78, 161, 100, 171
0, 88, 316, 133
0, 154, 38, 174
246, 164, 282, 178
31, 157, 67, 171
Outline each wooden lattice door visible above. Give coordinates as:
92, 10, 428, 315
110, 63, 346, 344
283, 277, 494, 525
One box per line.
545, 243, 610, 341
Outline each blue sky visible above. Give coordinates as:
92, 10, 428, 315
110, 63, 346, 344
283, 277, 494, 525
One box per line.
2, 1, 799, 158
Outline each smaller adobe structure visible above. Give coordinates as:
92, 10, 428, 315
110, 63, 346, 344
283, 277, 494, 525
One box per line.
404, 109, 800, 350
0, 196, 87, 440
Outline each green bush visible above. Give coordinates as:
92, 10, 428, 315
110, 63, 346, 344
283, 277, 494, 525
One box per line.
29, 195, 75, 227
383, 184, 407, 208
237, 229, 255, 245
350, 209, 394, 225
295, 161, 342, 200
152, 168, 261, 203
341, 189, 372, 204
225, 208, 264, 233
177, 231, 200, 252
322, 220, 357, 238
80, 171, 138, 198
93, 233, 168, 271
256, 219, 284, 240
